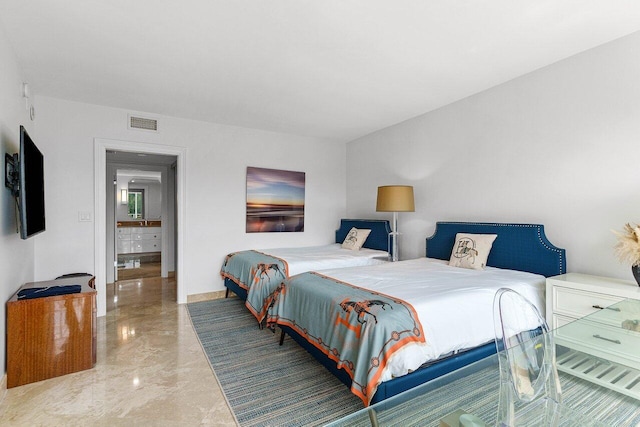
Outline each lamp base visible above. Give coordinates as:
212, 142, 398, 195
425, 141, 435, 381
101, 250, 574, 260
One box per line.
389, 231, 400, 262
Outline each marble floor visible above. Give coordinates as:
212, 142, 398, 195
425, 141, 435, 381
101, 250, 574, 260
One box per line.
0, 276, 239, 426
117, 261, 162, 280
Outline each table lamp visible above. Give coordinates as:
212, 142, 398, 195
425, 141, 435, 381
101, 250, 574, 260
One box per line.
376, 185, 415, 261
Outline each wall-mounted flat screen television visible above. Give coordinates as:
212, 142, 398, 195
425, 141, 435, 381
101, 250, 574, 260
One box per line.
18, 125, 45, 239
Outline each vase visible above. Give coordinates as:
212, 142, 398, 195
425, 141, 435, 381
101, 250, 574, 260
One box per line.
633, 265, 640, 286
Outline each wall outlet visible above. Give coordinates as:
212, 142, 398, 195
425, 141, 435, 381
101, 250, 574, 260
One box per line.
78, 212, 92, 222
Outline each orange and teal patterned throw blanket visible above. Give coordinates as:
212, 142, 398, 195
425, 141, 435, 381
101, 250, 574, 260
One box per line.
220, 250, 289, 322
267, 271, 425, 406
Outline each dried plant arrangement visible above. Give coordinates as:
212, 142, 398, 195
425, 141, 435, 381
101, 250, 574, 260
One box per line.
613, 223, 640, 267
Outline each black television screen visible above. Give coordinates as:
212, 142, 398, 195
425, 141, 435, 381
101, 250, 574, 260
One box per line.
19, 125, 45, 239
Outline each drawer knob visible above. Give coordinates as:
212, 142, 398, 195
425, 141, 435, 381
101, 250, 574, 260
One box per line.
593, 334, 621, 345
592, 305, 621, 312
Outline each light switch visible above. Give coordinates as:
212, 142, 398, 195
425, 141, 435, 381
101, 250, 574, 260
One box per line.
78, 212, 92, 222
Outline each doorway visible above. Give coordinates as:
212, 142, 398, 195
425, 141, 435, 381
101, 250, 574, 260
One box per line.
114, 168, 165, 282
94, 138, 186, 318
108, 155, 176, 307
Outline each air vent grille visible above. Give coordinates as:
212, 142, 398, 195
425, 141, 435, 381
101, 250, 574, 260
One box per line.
129, 116, 158, 131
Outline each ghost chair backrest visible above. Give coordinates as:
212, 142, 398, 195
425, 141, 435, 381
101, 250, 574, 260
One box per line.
493, 288, 561, 426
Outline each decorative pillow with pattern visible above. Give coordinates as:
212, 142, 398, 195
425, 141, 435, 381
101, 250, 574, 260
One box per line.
449, 233, 497, 270
341, 227, 372, 251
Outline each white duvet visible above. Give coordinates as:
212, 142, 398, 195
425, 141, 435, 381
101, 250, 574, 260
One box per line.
264, 244, 388, 276
311, 257, 546, 382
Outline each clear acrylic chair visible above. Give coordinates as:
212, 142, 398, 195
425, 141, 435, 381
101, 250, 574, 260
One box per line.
493, 288, 605, 427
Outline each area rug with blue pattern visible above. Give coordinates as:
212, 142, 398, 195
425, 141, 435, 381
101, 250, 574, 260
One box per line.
187, 297, 362, 426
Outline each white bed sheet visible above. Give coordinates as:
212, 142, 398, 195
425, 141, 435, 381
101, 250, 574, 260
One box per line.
313, 257, 546, 382
265, 244, 388, 276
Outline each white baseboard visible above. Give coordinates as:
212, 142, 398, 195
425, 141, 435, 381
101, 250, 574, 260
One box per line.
187, 290, 228, 303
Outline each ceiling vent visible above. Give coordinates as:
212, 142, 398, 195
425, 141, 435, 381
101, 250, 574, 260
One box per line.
128, 115, 158, 132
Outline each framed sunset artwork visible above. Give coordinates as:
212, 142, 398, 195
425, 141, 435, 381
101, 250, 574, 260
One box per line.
246, 166, 305, 233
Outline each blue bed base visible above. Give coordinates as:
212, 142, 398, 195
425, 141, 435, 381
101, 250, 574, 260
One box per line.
224, 218, 392, 299
224, 278, 247, 300
279, 221, 566, 405
279, 324, 496, 405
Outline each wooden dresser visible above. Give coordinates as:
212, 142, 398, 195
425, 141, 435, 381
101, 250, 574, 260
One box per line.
6, 276, 96, 388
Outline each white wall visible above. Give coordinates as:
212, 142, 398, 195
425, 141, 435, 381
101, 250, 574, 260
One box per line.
347, 31, 640, 280
115, 173, 130, 221
32, 96, 347, 300
144, 181, 162, 219
0, 25, 32, 383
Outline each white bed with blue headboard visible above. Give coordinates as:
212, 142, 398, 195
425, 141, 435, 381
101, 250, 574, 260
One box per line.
220, 219, 391, 323
269, 222, 566, 406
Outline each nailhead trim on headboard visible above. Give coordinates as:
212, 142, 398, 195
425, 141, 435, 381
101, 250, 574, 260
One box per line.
426, 222, 566, 277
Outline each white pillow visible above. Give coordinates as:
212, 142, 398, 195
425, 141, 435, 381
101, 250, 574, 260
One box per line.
341, 227, 372, 251
449, 233, 497, 270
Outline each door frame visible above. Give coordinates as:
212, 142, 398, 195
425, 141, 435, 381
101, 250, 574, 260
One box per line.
94, 138, 187, 317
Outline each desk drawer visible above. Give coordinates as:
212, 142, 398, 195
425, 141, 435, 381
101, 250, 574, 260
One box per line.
556, 321, 640, 369
117, 240, 132, 254
132, 233, 160, 241
553, 287, 624, 319
551, 313, 576, 330
131, 241, 161, 253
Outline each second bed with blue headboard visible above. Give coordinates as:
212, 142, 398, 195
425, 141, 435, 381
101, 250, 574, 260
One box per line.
220, 219, 391, 323
268, 221, 566, 406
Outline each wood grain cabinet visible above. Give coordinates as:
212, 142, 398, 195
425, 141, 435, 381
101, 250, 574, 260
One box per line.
6, 276, 96, 388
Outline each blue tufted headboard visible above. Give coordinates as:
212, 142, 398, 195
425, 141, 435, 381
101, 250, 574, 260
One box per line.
335, 219, 392, 253
426, 222, 566, 277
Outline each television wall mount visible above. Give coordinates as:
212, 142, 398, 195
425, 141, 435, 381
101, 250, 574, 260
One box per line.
5, 152, 19, 197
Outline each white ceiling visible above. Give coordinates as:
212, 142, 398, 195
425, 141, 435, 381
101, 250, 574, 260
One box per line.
2, 1, 640, 142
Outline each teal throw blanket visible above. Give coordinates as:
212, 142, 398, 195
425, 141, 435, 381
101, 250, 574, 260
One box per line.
267, 271, 425, 406
221, 250, 288, 322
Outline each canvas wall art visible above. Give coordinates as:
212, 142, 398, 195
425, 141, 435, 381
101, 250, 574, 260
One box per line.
246, 166, 305, 233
